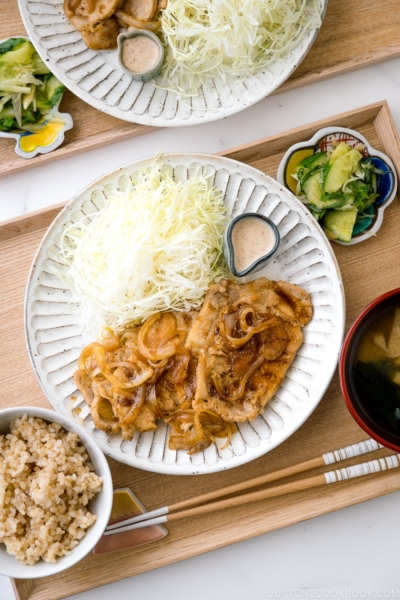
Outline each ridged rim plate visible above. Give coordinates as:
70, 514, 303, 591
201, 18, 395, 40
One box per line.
25, 153, 345, 475
18, 0, 327, 127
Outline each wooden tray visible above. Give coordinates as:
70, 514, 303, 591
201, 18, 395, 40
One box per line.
1, 0, 400, 180
2, 100, 400, 600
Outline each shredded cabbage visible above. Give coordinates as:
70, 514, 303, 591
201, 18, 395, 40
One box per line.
59, 161, 229, 332
159, 0, 322, 98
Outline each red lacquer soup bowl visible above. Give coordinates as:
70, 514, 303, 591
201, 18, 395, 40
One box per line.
340, 288, 400, 451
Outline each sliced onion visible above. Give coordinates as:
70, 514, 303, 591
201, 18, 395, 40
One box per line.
92, 344, 107, 370
169, 411, 204, 448
138, 313, 178, 361
91, 343, 153, 389
239, 306, 256, 332
115, 10, 161, 32
78, 342, 101, 371
119, 385, 146, 425
103, 360, 153, 389
101, 328, 120, 352
147, 358, 169, 369
221, 313, 281, 348
91, 395, 120, 434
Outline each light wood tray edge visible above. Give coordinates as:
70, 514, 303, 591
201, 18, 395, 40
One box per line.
2, 50, 400, 182
1, 100, 398, 245
0, 123, 155, 181
7, 98, 400, 600
219, 99, 400, 174
12, 470, 400, 600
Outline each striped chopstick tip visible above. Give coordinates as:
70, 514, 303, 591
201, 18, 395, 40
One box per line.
324, 453, 400, 484
322, 439, 383, 465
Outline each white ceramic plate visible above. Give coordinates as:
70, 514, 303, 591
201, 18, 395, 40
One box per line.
18, 0, 327, 127
25, 154, 345, 475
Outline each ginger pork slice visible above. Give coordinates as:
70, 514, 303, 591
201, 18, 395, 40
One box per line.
185, 279, 230, 354
188, 277, 312, 423
64, 0, 123, 30
193, 321, 304, 422
82, 18, 119, 50
120, 0, 157, 21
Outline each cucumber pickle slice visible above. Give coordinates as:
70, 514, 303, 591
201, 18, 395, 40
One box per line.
323, 208, 358, 242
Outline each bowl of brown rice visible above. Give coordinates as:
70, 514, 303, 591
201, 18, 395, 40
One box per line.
0, 406, 113, 579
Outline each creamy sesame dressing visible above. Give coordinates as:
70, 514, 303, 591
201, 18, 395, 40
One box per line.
232, 217, 276, 272
122, 36, 160, 73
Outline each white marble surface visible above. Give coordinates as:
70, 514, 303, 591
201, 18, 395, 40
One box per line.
2, 57, 400, 599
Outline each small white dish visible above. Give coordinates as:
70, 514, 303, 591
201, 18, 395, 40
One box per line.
277, 126, 398, 245
0, 406, 113, 579
117, 30, 164, 82
0, 108, 73, 159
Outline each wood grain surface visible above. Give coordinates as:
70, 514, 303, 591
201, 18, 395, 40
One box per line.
2, 101, 400, 600
1, 0, 400, 179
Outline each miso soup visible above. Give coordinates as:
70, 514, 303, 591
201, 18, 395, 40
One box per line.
350, 305, 400, 437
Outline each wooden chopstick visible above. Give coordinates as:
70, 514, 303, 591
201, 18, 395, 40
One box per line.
104, 452, 400, 535
105, 438, 383, 534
